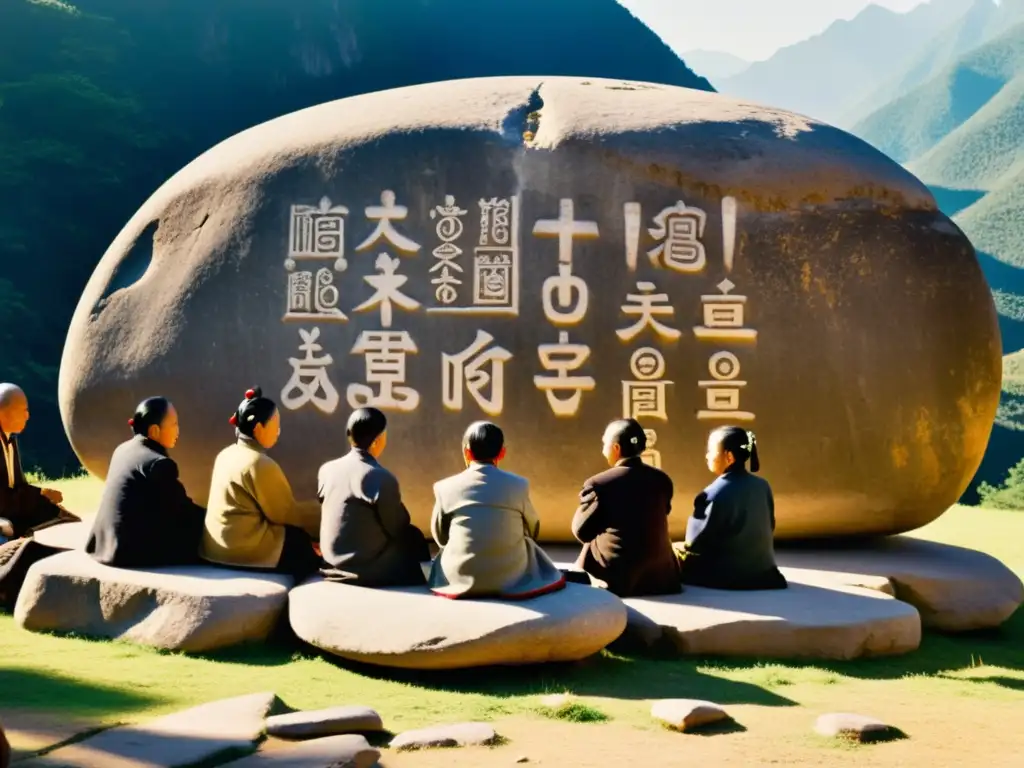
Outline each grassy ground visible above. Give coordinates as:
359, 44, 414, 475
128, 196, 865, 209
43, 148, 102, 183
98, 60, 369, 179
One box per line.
1, 477, 1023, 766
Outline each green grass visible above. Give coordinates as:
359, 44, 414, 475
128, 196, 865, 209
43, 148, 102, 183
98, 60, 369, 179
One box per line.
1, 478, 1022, 762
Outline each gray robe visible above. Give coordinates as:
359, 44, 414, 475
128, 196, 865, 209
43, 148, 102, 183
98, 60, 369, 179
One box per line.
318, 449, 427, 586
428, 462, 564, 599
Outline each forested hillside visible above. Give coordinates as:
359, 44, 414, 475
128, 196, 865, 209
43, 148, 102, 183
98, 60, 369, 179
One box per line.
0, 0, 711, 474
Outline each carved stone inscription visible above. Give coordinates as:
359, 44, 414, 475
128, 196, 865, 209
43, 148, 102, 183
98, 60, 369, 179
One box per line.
278, 192, 753, 469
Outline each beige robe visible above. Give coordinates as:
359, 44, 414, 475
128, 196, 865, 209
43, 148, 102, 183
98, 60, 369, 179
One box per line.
201, 438, 320, 569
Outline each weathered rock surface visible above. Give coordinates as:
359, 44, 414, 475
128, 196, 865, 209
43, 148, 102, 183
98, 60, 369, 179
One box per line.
776, 537, 1024, 631
14, 550, 291, 652
625, 574, 921, 659
59, 76, 999, 542
25, 692, 279, 768
289, 578, 626, 669
390, 723, 499, 751
265, 707, 383, 739
220, 734, 380, 768
814, 713, 896, 742
650, 700, 731, 731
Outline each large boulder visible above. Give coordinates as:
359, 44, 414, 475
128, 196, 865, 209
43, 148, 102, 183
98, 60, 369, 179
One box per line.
59, 76, 1000, 541
289, 578, 627, 669
14, 551, 291, 652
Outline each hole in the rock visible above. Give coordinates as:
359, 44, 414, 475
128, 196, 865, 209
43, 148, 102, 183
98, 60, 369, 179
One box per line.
95, 220, 159, 308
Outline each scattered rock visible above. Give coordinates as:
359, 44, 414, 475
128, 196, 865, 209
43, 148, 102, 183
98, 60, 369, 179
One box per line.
219, 734, 380, 767
27, 692, 280, 767
390, 722, 499, 751
651, 700, 731, 732
289, 579, 626, 669
516, 757, 529, 764
814, 713, 896, 742
265, 706, 383, 739
14, 550, 292, 652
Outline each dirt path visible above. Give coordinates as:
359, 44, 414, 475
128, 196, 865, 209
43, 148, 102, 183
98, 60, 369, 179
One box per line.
381, 697, 1024, 768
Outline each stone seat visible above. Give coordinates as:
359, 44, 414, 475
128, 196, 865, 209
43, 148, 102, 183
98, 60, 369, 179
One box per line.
14, 550, 292, 653
288, 577, 628, 669
624, 574, 922, 659
32, 520, 91, 550
774, 537, 1024, 631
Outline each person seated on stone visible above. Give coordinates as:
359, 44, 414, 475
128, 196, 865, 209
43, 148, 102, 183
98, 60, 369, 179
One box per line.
571, 418, 681, 597
86, 396, 206, 568
428, 421, 565, 600
675, 426, 787, 591
317, 407, 429, 587
0, 383, 79, 542
201, 386, 322, 580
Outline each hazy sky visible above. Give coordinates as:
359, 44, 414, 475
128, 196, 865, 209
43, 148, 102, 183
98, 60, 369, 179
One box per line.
618, 0, 930, 61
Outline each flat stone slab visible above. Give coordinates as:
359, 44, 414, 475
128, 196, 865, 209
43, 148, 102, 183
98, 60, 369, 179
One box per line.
625, 574, 921, 660
220, 734, 380, 767
32, 520, 91, 551
1, 711, 100, 763
290, 578, 626, 669
390, 722, 498, 751
25, 692, 279, 768
776, 537, 1024, 631
265, 707, 383, 739
14, 550, 292, 653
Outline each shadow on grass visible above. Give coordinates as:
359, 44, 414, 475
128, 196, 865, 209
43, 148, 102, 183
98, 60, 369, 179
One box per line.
0, 666, 168, 717
316, 651, 797, 707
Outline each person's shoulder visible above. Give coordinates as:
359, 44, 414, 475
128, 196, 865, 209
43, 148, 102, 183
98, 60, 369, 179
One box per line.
493, 466, 529, 489
433, 470, 463, 494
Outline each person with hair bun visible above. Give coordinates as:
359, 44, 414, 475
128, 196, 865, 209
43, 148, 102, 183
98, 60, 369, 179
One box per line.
675, 426, 787, 591
316, 407, 429, 587
201, 387, 321, 580
86, 397, 206, 568
570, 418, 681, 597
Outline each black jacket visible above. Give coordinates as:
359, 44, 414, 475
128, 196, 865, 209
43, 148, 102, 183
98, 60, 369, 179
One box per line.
86, 435, 206, 568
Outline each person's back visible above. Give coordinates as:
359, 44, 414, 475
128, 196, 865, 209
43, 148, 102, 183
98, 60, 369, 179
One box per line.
574, 457, 680, 596
318, 407, 427, 586
679, 427, 786, 591
428, 421, 564, 599
87, 400, 204, 569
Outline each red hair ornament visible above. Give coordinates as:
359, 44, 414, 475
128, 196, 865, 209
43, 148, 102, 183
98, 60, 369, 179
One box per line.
229, 414, 238, 426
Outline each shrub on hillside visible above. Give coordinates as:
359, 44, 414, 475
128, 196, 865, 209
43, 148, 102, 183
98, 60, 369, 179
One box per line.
977, 457, 1024, 509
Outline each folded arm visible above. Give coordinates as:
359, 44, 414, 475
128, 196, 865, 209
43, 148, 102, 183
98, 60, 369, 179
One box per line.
374, 471, 413, 539
571, 483, 604, 544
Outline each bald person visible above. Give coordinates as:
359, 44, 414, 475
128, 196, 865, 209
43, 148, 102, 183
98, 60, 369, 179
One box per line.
0, 383, 76, 541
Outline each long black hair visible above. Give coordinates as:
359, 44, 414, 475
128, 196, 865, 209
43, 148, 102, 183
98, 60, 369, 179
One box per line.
605, 418, 647, 459
712, 426, 760, 472
229, 386, 277, 438
129, 397, 171, 438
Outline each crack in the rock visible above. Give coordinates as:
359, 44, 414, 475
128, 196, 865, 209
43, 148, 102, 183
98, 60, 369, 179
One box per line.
501, 82, 545, 145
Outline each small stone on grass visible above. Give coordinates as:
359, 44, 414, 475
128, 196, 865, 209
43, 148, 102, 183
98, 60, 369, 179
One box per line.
815, 713, 896, 742
265, 706, 383, 739
651, 699, 731, 732
390, 722, 499, 751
